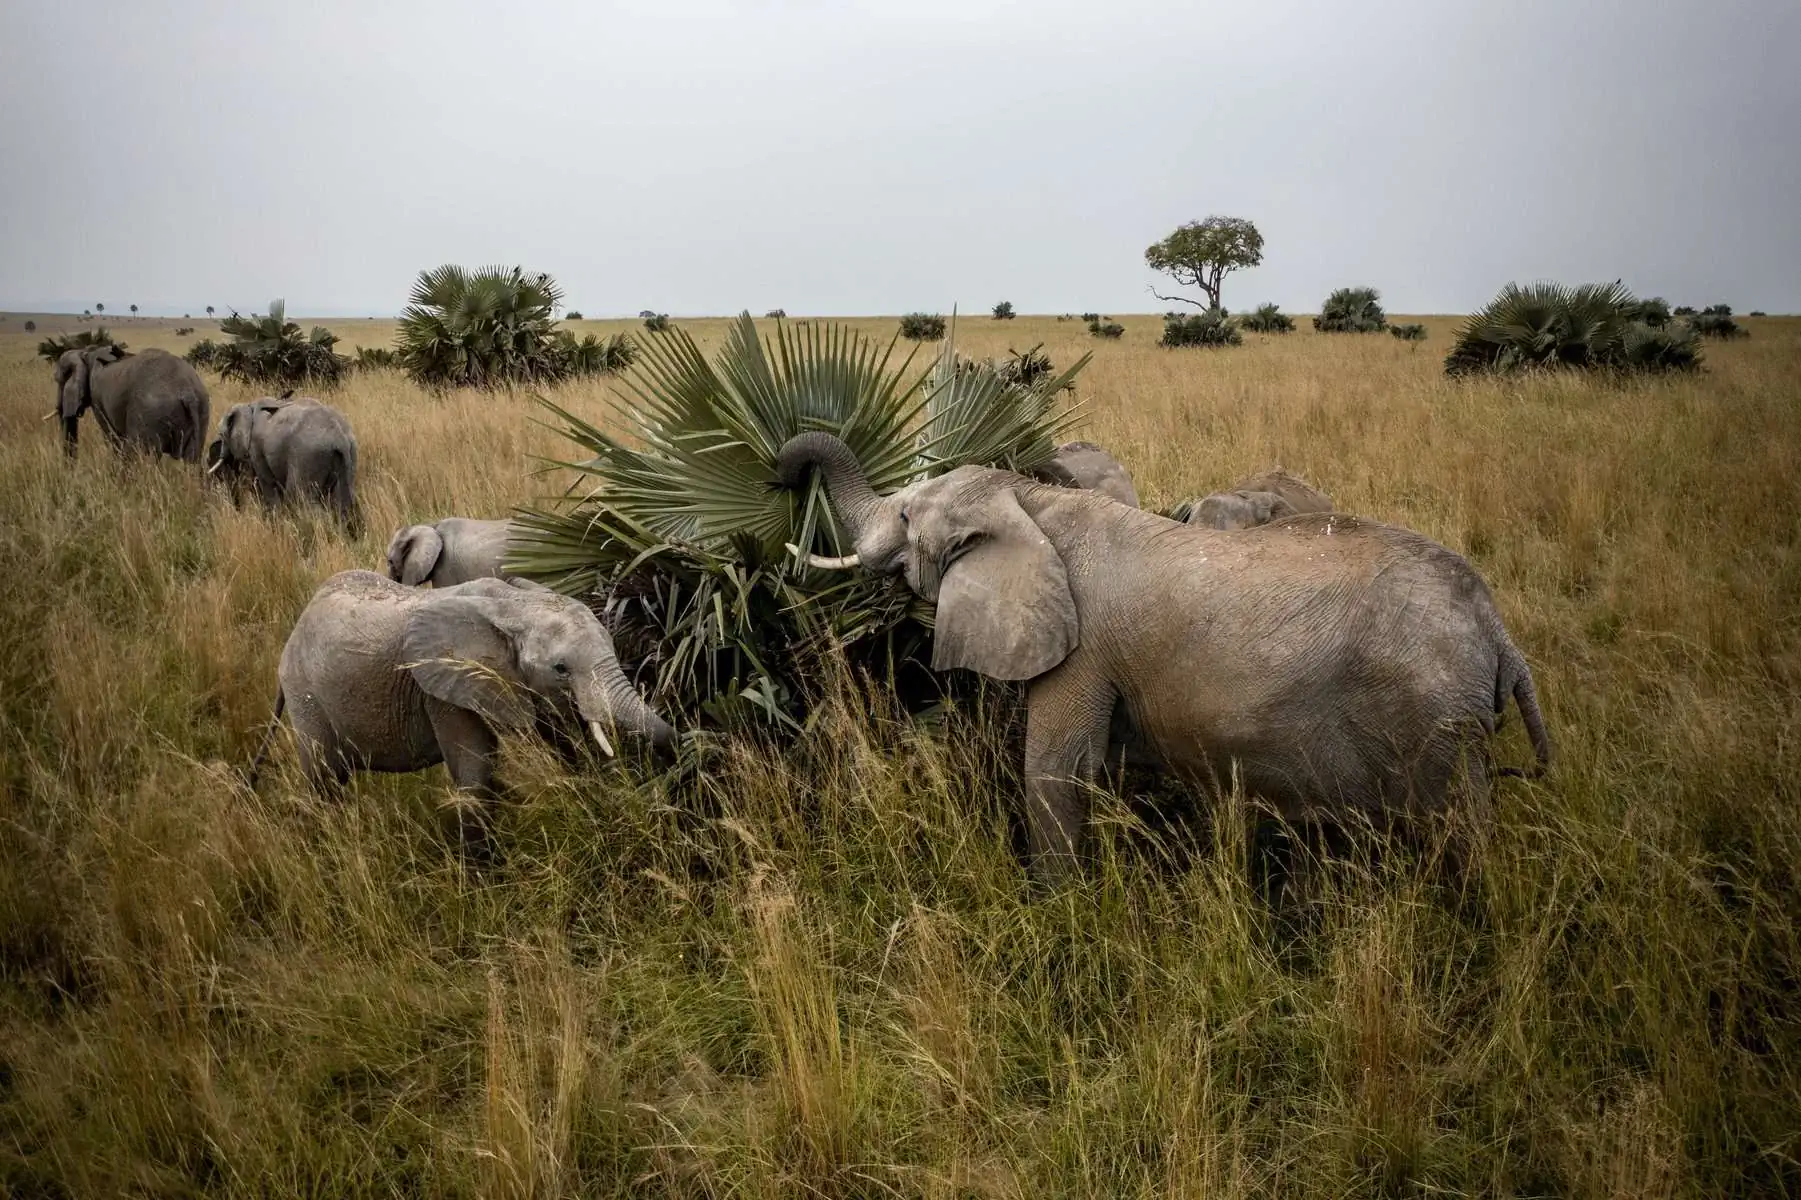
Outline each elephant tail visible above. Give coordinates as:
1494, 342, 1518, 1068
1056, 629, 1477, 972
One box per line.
245, 688, 286, 790
330, 448, 360, 532
1495, 641, 1553, 779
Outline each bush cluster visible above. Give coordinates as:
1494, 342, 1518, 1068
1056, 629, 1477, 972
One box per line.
1444, 281, 1703, 376
36, 328, 126, 363
395, 266, 632, 388
992, 301, 1015, 320
644, 314, 672, 333
1089, 320, 1124, 339
1160, 308, 1242, 348
1314, 287, 1388, 333
899, 313, 946, 341
210, 301, 350, 387
1390, 323, 1427, 342
1239, 303, 1295, 334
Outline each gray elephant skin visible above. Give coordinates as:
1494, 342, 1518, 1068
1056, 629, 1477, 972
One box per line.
1189, 468, 1333, 530
252, 570, 676, 796
207, 397, 359, 523
53, 345, 210, 461
777, 432, 1551, 879
387, 518, 514, 586
1034, 440, 1140, 507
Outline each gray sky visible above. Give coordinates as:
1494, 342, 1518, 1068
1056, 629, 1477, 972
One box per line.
3, 0, 1797, 317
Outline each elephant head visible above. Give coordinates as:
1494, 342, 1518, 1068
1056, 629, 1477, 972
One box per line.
53, 345, 120, 455
401, 584, 677, 756
387, 524, 444, 585
206, 399, 280, 477
1190, 489, 1292, 530
775, 433, 1077, 681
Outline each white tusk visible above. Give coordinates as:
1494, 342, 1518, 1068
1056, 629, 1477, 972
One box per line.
588, 720, 615, 758
207, 458, 225, 474
784, 542, 861, 570
43, 410, 59, 422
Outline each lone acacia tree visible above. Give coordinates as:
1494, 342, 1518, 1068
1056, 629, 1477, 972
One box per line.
1145, 216, 1264, 311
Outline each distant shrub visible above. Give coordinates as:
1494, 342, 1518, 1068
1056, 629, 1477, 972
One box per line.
1080, 312, 1100, 323
564, 310, 583, 320
639, 310, 657, 319
1314, 287, 1388, 333
899, 312, 946, 340
174, 326, 195, 337
351, 346, 402, 372
215, 300, 350, 387
1635, 297, 1671, 327
1160, 309, 1241, 348
996, 343, 1066, 389
37, 327, 125, 363
183, 338, 223, 369
1089, 320, 1124, 339
1240, 302, 1294, 333
1672, 305, 1696, 317
644, 313, 672, 333
22, 320, 35, 333
1749, 310, 1767, 317
992, 300, 1015, 320
1444, 280, 1701, 376
1390, 323, 1427, 342
552, 330, 638, 374
1691, 307, 1746, 339
765, 309, 787, 319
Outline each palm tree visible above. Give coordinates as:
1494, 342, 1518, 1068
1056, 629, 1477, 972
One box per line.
511, 312, 1087, 726
206, 306, 215, 319
129, 304, 138, 318
396, 265, 627, 387
95, 303, 104, 315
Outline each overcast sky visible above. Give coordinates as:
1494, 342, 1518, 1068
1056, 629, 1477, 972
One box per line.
2, 0, 1796, 317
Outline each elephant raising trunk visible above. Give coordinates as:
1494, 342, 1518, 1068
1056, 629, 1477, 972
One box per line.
774, 432, 902, 572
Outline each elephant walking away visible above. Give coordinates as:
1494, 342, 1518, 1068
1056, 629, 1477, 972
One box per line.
249, 571, 676, 798
1185, 468, 1333, 530
386, 518, 515, 586
52, 345, 210, 461
777, 433, 1550, 882
1033, 440, 1140, 507
206, 396, 359, 524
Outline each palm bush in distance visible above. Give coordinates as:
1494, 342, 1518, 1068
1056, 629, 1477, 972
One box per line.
899, 313, 946, 340
1314, 287, 1388, 333
174, 326, 195, 337
1390, 323, 1427, 342
1672, 305, 1696, 317
1160, 309, 1242, 348
565, 310, 584, 320
183, 339, 223, 369
992, 300, 1015, 320
1443, 280, 1703, 376
22, 320, 34, 332
37, 328, 126, 363
351, 346, 402, 372
1635, 297, 1671, 327
397, 266, 563, 388
1089, 320, 1125, 339
1749, 310, 1767, 317
1692, 305, 1747, 339
508, 312, 1087, 729
1080, 312, 1100, 323
211, 300, 350, 387
765, 309, 787, 319
1240, 302, 1295, 333
644, 314, 672, 333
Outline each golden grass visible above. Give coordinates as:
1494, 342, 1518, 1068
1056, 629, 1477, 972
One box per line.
1, 311, 1798, 1196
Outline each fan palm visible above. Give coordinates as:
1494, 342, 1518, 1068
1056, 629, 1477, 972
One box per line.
509, 311, 1088, 728
1444, 281, 1702, 375
37, 328, 125, 363
213, 299, 350, 386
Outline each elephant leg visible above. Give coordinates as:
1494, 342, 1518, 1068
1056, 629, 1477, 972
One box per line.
1022, 664, 1117, 883
426, 700, 503, 858
292, 725, 350, 797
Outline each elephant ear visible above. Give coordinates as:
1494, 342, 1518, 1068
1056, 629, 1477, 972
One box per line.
58, 354, 89, 421
387, 525, 443, 585
401, 595, 535, 731
931, 485, 1078, 681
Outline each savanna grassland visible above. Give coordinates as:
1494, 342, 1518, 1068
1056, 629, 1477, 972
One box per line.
1, 311, 1798, 1197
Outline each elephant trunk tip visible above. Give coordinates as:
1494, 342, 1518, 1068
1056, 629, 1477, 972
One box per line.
774, 431, 852, 490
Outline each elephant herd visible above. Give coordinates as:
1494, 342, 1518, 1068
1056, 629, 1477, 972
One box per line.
51, 349, 1552, 883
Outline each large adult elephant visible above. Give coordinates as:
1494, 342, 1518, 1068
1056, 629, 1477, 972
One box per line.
250, 571, 676, 796
53, 345, 210, 461
206, 397, 359, 524
776, 433, 1551, 880
1033, 440, 1139, 507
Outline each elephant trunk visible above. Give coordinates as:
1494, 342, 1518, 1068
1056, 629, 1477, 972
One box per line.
774, 432, 882, 543
577, 666, 677, 757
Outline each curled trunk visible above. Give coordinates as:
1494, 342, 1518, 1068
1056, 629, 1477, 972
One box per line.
775, 432, 881, 541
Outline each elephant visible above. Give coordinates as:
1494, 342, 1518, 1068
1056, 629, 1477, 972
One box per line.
386, 518, 515, 587
52, 345, 210, 461
206, 396, 359, 524
1033, 440, 1140, 507
249, 570, 677, 799
1187, 468, 1333, 530
775, 432, 1551, 881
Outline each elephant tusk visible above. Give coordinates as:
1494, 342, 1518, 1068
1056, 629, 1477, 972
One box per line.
589, 720, 615, 758
43, 410, 59, 422
207, 457, 225, 475
784, 542, 861, 570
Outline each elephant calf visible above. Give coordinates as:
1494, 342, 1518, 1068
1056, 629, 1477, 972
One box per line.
1033, 440, 1140, 508
251, 570, 675, 796
386, 517, 514, 587
206, 396, 359, 524
1187, 468, 1333, 530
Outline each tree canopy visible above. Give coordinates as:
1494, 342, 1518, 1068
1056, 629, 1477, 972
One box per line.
1145, 216, 1264, 311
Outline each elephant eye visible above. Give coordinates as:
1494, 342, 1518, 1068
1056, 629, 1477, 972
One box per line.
900, 507, 910, 524
553, 662, 570, 676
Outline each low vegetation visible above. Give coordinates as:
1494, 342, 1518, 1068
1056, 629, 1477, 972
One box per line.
1240, 302, 1295, 333
1390, 323, 1426, 342
35, 328, 125, 363
898, 312, 946, 340
1444, 281, 1703, 376
644, 313, 672, 333
395, 266, 628, 389
564, 310, 584, 320
765, 308, 787, 319
1691, 305, 1747, 340
1314, 287, 1388, 333
1160, 308, 1242, 348
992, 300, 1015, 320
1089, 319, 1124, 339
210, 300, 352, 388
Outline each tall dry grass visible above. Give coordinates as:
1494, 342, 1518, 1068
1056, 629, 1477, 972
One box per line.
1, 313, 1798, 1197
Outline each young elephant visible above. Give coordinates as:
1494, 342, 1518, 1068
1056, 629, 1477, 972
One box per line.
52, 345, 210, 461
1032, 440, 1140, 507
252, 571, 676, 795
777, 433, 1550, 881
1187, 468, 1333, 530
386, 518, 515, 586
206, 397, 359, 524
